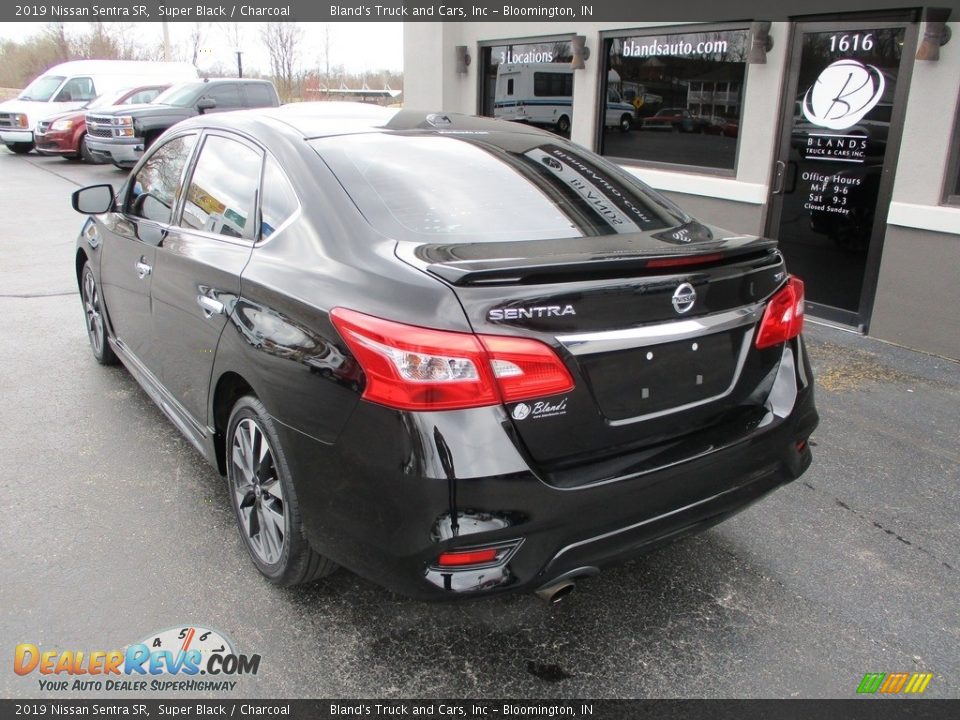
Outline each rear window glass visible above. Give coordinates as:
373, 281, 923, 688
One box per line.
244, 83, 276, 107
310, 133, 682, 243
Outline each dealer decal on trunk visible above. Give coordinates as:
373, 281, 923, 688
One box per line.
512, 398, 569, 420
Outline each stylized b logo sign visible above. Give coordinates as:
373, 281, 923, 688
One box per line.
803, 60, 886, 131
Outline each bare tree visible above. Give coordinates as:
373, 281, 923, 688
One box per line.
74, 22, 147, 60
0, 23, 159, 89
43, 23, 71, 62
218, 22, 245, 76
0, 35, 65, 88
219, 22, 244, 51
319, 24, 332, 80
261, 22, 303, 101
187, 22, 206, 68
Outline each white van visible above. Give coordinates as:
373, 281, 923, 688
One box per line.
494, 62, 637, 134
0, 60, 198, 154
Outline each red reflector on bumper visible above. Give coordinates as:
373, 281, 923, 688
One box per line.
437, 548, 499, 567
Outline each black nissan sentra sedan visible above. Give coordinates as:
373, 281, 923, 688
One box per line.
71, 103, 817, 602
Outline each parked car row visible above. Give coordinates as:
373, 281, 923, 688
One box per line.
1, 60, 280, 167
34, 84, 169, 161
84, 78, 280, 167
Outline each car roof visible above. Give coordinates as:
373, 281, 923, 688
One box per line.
175, 102, 553, 142
183, 77, 273, 86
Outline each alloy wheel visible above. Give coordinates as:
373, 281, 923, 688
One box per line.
231, 418, 286, 565
82, 269, 104, 356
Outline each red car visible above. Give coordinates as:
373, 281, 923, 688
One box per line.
703, 115, 740, 138
34, 85, 167, 161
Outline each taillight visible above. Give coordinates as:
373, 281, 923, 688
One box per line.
755, 276, 805, 349
478, 335, 574, 403
330, 308, 574, 411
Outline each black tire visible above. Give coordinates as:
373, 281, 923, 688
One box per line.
7, 142, 33, 154
619, 114, 632, 133
79, 134, 95, 163
80, 262, 119, 366
226, 395, 337, 586
555, 115, 571, 135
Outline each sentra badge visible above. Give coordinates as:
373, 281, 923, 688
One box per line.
489, 304, 576, 321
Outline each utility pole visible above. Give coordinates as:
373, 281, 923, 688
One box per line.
235, 51, 244, 78
162, 22, 171, 61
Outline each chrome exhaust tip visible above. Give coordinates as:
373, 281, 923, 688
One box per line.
535, 578, 576, 604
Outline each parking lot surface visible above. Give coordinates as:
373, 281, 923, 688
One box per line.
1, 148, 958, 699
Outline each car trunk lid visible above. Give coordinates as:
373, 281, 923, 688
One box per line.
397, 226, 787, 483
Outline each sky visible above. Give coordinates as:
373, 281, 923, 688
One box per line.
0, 22, 404, 76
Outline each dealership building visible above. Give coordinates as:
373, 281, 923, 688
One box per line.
403, 13, 960, 360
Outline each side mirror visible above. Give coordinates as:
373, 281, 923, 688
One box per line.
197, 97, 217, 112
72, 184, 115, 214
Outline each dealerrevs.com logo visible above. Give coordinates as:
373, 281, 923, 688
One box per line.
857, 672, 934, 695
14, 626, 260, 692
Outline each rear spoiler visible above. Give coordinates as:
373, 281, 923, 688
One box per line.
402, 229, 779, 287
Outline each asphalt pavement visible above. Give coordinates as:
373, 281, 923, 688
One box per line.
0, 147, 957, 699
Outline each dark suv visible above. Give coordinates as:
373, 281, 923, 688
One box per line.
71, 106, 817, 602
84, 78, 279, 167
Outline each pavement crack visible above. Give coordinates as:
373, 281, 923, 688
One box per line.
24, 156, 86, 187
807, 482, 957, 572
872, 520, 912, 547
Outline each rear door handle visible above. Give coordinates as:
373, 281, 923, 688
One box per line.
197, 295, 225, 318
135, 259, 152, 279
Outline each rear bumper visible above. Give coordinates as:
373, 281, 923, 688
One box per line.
275, 340, 818, 600
85, 137, 142, 166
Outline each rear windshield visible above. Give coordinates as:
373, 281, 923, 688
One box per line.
310, 132, 685, 243
19, 75, 66, 102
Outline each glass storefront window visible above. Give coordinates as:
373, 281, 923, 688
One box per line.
600, 28, 750, 171
479, 39, 574, 136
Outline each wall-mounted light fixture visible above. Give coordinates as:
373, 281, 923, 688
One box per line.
748, 22, 774, 64
916, 8, 952, 61
571, 35, 590, 70
455, 45, 471, 74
